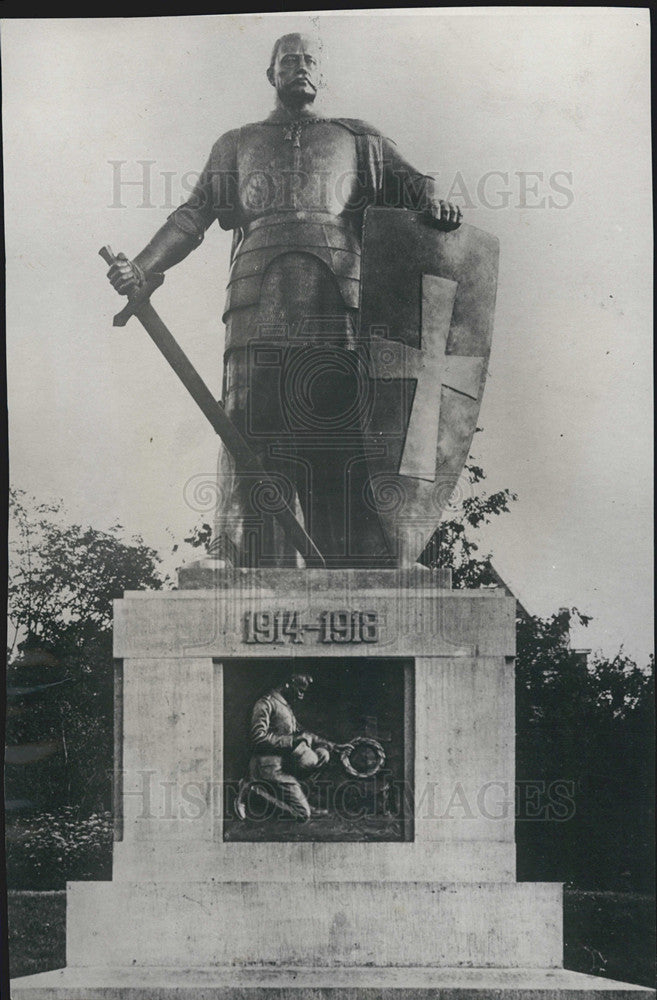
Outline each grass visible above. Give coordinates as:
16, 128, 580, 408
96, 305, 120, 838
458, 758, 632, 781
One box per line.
564, 889, 655, 988
5, 891, 66, 980
5, 888, 655, 987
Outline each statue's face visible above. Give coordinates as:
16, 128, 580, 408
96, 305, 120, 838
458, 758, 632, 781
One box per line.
267, 34, 321, 108
288, 673, 313, 701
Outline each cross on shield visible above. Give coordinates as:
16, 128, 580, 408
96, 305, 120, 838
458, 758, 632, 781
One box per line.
359, 208, 499, 564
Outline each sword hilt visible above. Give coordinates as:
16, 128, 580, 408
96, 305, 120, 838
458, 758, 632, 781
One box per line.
99, 245, 164, 327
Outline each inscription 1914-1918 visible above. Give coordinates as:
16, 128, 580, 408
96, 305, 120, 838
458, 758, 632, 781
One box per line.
243, 610, 380, 644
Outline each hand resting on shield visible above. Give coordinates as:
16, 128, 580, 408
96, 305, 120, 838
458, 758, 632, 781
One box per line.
425, 199, 463, 231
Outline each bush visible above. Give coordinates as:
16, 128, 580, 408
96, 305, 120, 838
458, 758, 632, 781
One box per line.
5, 809, 112, 890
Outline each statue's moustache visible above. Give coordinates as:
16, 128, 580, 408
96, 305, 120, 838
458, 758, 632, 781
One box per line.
291, 76, 316, 92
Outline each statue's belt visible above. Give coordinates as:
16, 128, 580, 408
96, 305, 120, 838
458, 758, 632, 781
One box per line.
223, 212, 362, 319
243, 210, 360, 236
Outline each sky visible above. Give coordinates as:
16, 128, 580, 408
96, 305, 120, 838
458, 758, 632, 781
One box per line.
2, 10, 652, 662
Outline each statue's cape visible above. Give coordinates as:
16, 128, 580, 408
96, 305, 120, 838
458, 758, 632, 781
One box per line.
328, 118, 384, 137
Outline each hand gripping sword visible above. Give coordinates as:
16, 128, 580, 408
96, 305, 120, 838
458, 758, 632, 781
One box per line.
99, 246, 325, 568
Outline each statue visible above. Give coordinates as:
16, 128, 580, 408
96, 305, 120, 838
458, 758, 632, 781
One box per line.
235, 671, 346, 822
106, 32, 472, 570
233, 670, 388, 824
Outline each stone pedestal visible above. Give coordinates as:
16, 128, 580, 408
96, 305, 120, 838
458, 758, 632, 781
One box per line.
11, 569, 654, 998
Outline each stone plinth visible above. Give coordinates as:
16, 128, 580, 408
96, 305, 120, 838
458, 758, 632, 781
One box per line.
10, 570, 653, 999
111, 570, 517, 874
111, 839, 516, 883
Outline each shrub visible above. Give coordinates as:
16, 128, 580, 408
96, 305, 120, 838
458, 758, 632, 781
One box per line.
5, 808, 112, 889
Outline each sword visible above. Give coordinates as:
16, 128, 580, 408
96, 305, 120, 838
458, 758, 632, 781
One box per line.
99, 246, 325, 568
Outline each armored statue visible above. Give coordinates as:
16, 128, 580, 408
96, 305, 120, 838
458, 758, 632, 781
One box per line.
106, 33, 473, 569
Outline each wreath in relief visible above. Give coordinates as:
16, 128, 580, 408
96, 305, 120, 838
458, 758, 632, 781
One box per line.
339, 736, 386, 778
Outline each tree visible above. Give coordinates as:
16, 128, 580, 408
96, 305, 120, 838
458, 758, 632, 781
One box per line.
8, 488, 166, 660
515, 611, 654, 891
6, 488, 169, 816
421, 454, 518, 584
419, 455, 654, 893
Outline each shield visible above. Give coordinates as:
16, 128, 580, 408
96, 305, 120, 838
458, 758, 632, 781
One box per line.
358, 207, 499, 564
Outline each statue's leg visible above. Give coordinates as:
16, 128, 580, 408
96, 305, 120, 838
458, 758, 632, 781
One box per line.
274, 773, 312, 820
254, 254, 394, 567
217, 254, 395, 567
215, 307, 302, 568
249, 753, 311, 820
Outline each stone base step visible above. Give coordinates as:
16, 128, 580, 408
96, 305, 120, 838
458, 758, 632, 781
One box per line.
64, 881, 562, 968
10, 966, 654, 999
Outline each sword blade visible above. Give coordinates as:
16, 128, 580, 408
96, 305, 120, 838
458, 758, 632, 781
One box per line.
129, 297, 325, 567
